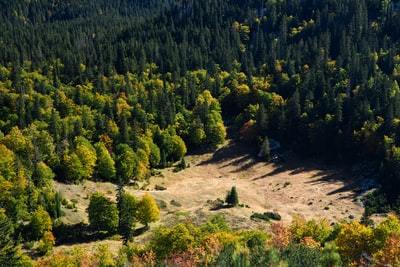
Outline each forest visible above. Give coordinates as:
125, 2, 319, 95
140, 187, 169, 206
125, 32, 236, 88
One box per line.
1, 0, 400, 265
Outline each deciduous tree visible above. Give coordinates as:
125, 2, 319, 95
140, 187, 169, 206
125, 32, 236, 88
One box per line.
117, 191, 138, 244
28, 205, 52, 240
136, 193, 160, 228
94, 142, 116, 181
335, 221, 376, 263
115, 144, 139, 184
87, 193, 118, 234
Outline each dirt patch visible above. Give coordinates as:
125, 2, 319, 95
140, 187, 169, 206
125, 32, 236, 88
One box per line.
52, 139, 365, 251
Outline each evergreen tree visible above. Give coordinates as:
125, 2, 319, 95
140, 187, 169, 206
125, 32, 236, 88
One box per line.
0, 210, 28, 266
259, 136, 271, 161
225, 186, 239, 207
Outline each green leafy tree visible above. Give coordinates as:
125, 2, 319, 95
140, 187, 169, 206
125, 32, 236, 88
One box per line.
282, 244, 323, 267
24, 124, 56, 165
0, 126, 34, 161
115, 144, 139, 184
201, 214, 231, 234
87, 193, 118, 234
74, 136, 97, 180
289, 215, 331, 245
117, 191, 138, 244
60, 151, 85, 183
33, 161, 55, 187
225, 186, 239, 207
37, 189, 62, 219
205, 111, 226, 149
171, 135, 187, 162
136, 193, 160, 228
0, 144, 16, 181
148, 141, 161, 168
150, 223, 195, 259
94, 142, 116, 181
187, 118, 206, 147
28, 205, 52, 241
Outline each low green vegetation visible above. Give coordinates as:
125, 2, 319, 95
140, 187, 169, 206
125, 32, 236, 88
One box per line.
250, 211, 282, 222
170, 200, 182, 207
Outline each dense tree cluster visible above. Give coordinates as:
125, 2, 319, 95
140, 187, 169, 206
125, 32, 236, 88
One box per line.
1, 0, 400, 264
87, 190, 159, 243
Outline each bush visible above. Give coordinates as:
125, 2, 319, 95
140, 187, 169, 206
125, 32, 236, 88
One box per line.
170, 200, 182, 207
250, 211, 281, 222
155, 185, 167, 191
362, 189, 391, 216
65, 203, 75, 209
173, 157, 187, 172
208, 198, 225, 210
157, 199, 167, 209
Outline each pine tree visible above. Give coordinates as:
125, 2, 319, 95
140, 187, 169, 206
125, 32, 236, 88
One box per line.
259, 136, 271, 161
0, 210, 30, 266
225, 186, 239, 207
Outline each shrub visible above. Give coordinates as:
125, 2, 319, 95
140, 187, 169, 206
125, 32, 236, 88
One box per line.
155, 185, 167, 191
250, 212, 281, 222
170, 200, 182, 207
157, 200, 167, 209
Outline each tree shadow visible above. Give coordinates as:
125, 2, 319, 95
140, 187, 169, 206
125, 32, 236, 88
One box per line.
199, 139, 262, 172
53, 222, 115, 246
252, 156, 316, 181
53, 222, 152, 246
201, 140, 257, 164
210, 204, 234, 211
134, 225, 149, 236
304, 171, 362, 200
252, 156, 373, 202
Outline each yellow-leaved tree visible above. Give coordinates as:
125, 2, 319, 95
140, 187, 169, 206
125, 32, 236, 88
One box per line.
335, 221, 376, 263
136, 193, 160, 228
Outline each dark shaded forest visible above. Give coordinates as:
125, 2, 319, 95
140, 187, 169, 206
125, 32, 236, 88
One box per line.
1, 0, 400, 265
